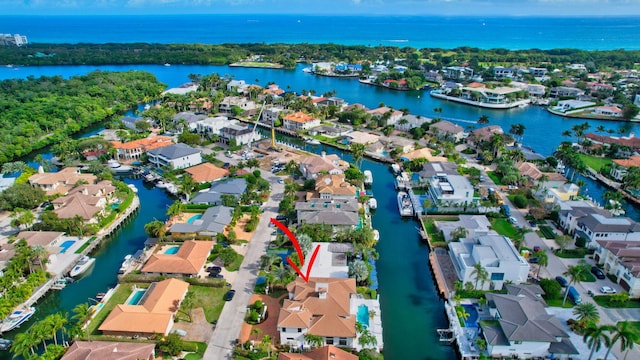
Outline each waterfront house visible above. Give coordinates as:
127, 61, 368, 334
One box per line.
448, 235, 529, 290
493, 66, 518, 79
277, 277, 357, 349
98, 278, 189, 337
194, 116, 238, 137
219, 96, 257, 115
172, 111, 207, 131
428, 173, 476, 207
299, 152, 349, 179
418, 161, 459, 183
394, 114, 430, 132
295, 198, 360, 231
429, 121, 465, 142
184, 163, 229, 184
120, 116, 152, 133
592, 105, 623, 118
526, 83, 547, 97
111, 135, 173, 161
0, 33, 28, 46
219, 124, 256, 146
594, 240, 640, 296
481, 288, 578, 359
141, 240, 213, 277
226, 79, 250, 93
61, 341, 156, 360
467, 125, 504, 149
263, 83, 285, 97
366, 106, 403, 126
29, 167, 97, 196
169, 206, 234, 236
147, 143, 202, 170
541, 182, 580, 205
611, 156, 640, 180
573, 213, 640, 246
314, 174, 357, 201
442, 66, 474, 80
189, 178, 247, 206
309, 125, 344, 138
11, 231, 66, 268
282, 111, 321, 131
435, 215, 494, 242
344, 131, 379, 145
188, 97, 213, 113
558, 201, 612, 234
314, 97, 346, 109
261, 106, 285, 125
50, 181, 115, 222
425, 70, 443, 84
584, 132, 640, 152
383, 135, 415, 154
163, 83, 198, 96
278, 345, 357, 360
548, 87, 585, 99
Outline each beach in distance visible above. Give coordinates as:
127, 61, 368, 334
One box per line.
3, 14, 640, 50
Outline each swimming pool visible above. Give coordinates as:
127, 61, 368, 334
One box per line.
187, 214, 202, 224
462, 304, 479, 328
127, 289, 147, 305
164, 246, 180, 255
59, 240, 75, 254
357, 304, 370, 328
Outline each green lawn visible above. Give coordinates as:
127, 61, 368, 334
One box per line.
624, 321, 640, 338
490, 218, 519, 239
486, 171, 503, 185
226, 254, 244, 272
180, 285, 229, 323
183, 342, 207, 360
576, 153, 612, 172
546, 299, 575, 308
86, 283, 136, 335
593, 296, 640, 309
424, 219, 445, 242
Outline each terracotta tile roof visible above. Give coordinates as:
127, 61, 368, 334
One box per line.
613, 155, 640, 168
16, 231, 64, 247
185, 163, 229, 183
141, 240, 213, 275
585, 133, 640, 149
53, 194, 102, 220
470, 125, 504, 143
98, 278, 189, 335
278, 277, 356, 338
28, 167, 97, 195
278, 345, 358, 360
61, 340, 156, 360
430, 120, 464, 135
68, 180, 115, 197
517, 162, 543, 180
315, 174, 356, 196
111, 135, 173, 151
284, 112, 316, 123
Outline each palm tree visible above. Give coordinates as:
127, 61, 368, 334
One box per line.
534, 250, 548, 279
573, 302, 600, 328
144, 220, 167, 240
603, 322, 638, 360
350, 142, 367, 170
166, 200, 184, 218
562, 265, 585, 306
359, 328, 378, 349
71, 303, 92, 326
583, 324, 611, 360
10, 331, 36, 359
477, 114, 490, 125
304, 333, 324, 349
509, 123, 526, 143
471, 263, 489, 290
261, 252, 280, 272
271, 263, 290, 289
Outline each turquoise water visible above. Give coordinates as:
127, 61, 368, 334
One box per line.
187, 214, 202, 224
164, 246, 180, 255
357, 304, 370, 328
59, 240, 75, 254
462, 304, 479, 328
127, 289, 146, 305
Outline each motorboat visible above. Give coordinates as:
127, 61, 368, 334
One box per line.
51, 277, 68, 290
373, 229, 380, 242
107, 159, 132, 172
155, 179, 168, 189
0, 338, 12, 351
364, 170, 373, 186
69, 256, 96, 277
391, 163, 401, 174
368, 197, 378, 210
0, 307, 35, 333
395, 172, 410, 191
304, 137, 321, 145
118, 254, 133, 274
397, 191, 414, 217
127, 183, 138, 193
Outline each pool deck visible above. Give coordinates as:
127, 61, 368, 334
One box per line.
443, 300, 485, 360
350, 295, 384, 352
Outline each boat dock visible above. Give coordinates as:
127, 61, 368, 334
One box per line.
428, 248, 457, 299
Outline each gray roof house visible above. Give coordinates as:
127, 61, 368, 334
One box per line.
481, 286, 578, 359
295, 198, 359, 230
435, 215, 494, 241
147, 143, 202, 170
190, 178, 247, 206
169, 205, 233, 236
419, 161, 459, 182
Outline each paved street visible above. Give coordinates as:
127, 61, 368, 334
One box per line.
203, 170, 283, 359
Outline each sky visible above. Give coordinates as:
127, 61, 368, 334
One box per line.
1, 0, 640, 16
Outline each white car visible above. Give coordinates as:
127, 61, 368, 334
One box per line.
600, 286, 617, 294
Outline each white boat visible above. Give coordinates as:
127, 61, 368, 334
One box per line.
69, 256, 96, 277
118, 254, 133, 274
397, 191, 414, 217
0, 307, 35, 333
373, 229, 380, 242
395, 172, 410, 190
155, 180, 168, 189
0, 338, 12, 350
164, 63, 171, 66
302, 67, 313, 73
143, 103, 151, 110
127, 184, 138, 193
368, 197, 378, 210
164, 183, 178, 195
107, 159, 132, 172
364, 170, 373, 185
305, 137, 321, 145
391, 163, 401, 174
51, 277, 68, 290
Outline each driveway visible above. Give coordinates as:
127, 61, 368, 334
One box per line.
202, 171, 283, 359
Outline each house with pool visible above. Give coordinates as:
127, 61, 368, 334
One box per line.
141, 240, 213, 277
295, 198, 360, 232
169, 205, 234, 237
98, 278, 189, 337
277, 277, 383, 352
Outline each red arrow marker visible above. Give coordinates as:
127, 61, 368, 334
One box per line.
270, 218, 320, 282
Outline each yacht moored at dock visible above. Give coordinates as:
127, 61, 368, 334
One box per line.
395, 172, 410, 191
69, 256, 96, 277
118, 254, 133, 274
397, 191, 414, 217
364, 170, 373, 186
390, 163, 401, 174
368, 197, 378, 210
0, 307, 35, 333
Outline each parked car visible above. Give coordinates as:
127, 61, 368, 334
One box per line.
533, 246, 542, 253
567, 286, 582, 305
528, 256, 539, 264
278, 178, 284, 184
507, 185, 519, 190
224, 289, 236, 301
600, 286, 617, 294
591, 266, 606, 280
509, 216, 518, 224
556, 276, 569, 288
208, 273, 224, 279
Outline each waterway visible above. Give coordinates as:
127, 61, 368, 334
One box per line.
3, 63, 640, 359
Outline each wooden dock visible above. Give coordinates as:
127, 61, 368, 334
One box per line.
429, 248, 457, 300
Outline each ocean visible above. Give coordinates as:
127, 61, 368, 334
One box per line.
2, 14, 640, 50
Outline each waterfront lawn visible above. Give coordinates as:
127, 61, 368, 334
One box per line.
75, 236, 97, 254
487, 171, 503, 185
576, 154, 612, 172
593, 296, 640, 309
86, 284, 135, 336
185, 285, 228, 323
424, 218, 445, 243
489, 218, 518, 239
